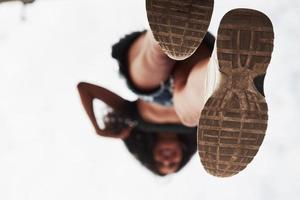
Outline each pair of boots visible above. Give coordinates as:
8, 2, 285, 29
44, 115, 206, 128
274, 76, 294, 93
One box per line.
146, 0, 274, 177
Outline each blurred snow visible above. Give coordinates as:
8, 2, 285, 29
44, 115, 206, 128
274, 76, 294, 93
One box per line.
0, 0, 299, 200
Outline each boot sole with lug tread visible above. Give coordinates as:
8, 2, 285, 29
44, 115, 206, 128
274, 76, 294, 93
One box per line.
197, 8, 274, 177
146, 0, 214, 60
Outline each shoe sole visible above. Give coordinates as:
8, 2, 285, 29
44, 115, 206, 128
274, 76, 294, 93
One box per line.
197, 9, 274, 177
146, 0, 214, 60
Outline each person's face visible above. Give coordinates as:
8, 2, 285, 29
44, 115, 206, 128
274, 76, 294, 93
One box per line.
153, 133, 183, 175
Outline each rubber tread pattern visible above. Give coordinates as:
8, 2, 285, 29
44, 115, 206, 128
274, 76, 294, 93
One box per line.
197, 9, 274, 177
146, 0, 214, 60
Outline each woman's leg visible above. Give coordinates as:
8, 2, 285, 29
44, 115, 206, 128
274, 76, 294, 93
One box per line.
128, 31, 176, 91
173, 42, 212, 127
127, 29, 214, 127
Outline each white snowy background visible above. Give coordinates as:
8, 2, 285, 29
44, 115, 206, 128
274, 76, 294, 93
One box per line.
0, 0, 299, 200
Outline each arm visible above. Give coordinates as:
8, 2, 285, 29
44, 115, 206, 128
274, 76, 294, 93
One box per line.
77, 82, 132, 139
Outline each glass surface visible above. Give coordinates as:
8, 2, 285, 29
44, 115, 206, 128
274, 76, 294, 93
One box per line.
0, 0, 300, 200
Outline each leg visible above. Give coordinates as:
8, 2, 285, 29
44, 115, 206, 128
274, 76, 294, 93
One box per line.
128, 31, 176, 91
172, 42, 212, 127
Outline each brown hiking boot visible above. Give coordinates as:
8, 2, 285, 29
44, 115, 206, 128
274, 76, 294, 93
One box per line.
197, 8, 274, 177
146, 0, 214, 60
